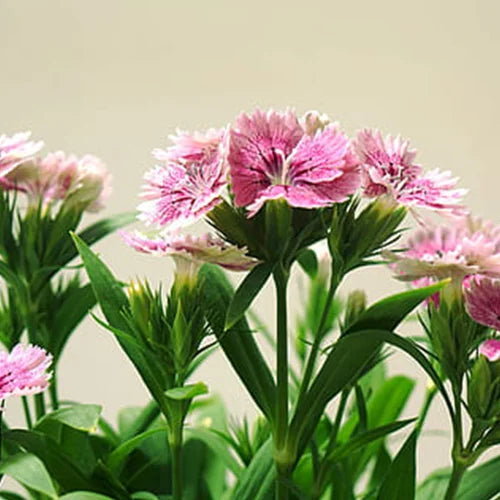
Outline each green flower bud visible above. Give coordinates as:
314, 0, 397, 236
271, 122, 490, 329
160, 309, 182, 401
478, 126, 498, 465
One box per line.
468, 356, 493, 419
343, 290, 367, 329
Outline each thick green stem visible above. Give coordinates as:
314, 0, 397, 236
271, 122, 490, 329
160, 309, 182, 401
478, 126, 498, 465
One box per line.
49, 370, 59, 410
274, 268, 290, 500
34, 393, 46, 421
21, 396, 33, 429
169, 424, 184, 500
444, 461, 466, 500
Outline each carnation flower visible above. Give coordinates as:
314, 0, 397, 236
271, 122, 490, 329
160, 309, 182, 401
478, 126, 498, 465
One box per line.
353, 129, 466, 216
120, 230, 258, 272
465, 277, 500, 331
0, 344, 52, 402
138, 128, 228, 229
478, 339, 500, 362
5, 152, 111, 212
386, 217, 500, 284
0, 132, 43, 178
228, 109, 361, 217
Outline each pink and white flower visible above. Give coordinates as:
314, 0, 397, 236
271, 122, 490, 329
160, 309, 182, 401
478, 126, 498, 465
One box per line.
0, 344, 52, 402
138, 128, 228, 229
478, 339, 500, 362
5, 152, 111, 212
0, 132, 43, 178
465, 277, 500, 331
353, 129, 467, 216
386, 217, 500, 284
120, 230, 259, 272
228, 109, 361, 217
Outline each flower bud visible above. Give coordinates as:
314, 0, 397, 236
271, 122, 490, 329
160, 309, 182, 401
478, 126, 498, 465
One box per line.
468, 355, 493, 419
343, 290, 367, 329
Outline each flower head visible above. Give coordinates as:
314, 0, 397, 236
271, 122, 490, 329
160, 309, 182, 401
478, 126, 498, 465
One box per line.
387, 217, 500, 284
478, 339, 500, 362
465, 277, 500, 331
0, 132, 43, 178
120, 230, 258, 272
0, 344, 52, 402
353, 129, 466, 216
228, 109, 360, 217
5, 152, 111, 212
138, 128, 228, 229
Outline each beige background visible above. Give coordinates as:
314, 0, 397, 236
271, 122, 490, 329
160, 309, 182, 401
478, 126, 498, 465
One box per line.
1, 0, 499, 487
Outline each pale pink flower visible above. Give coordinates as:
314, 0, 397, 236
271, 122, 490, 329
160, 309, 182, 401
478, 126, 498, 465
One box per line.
478, 339, 500, 362
120, 230, 259, 272
228, 109, 361, 217
353, 129, 466, 216
0, 344, 52, 402
138, 128, 228, 230
386, 217, 500, 284
465, 277, 500, 331
0, 132, 43, 178
6, 152, 111, 212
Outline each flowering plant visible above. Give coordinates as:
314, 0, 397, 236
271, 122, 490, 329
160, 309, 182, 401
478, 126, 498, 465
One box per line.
0, 112, 498, 500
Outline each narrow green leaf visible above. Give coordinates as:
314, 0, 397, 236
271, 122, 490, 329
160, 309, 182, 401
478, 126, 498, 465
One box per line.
224, 262, 274, 330
0, 492, 26, 500
457, 455, 500, 500
231, 438, 274, 500
165, 382, 208, 401
106, 427, 168, 474
59, 494, 115, 500
131, 493, 160, 500
36, 404, 102, 432
377, 431, 417, 500
346, 280, 449, 334
0, 453, 57, 498
297, 248, 319, 278
328, 419, 416, 463
199, 264, 276, 422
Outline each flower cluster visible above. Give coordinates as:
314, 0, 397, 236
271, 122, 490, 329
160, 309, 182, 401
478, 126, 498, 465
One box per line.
123, 108, 465, 272
0, 132, 111, 213
0, 344, 52, 403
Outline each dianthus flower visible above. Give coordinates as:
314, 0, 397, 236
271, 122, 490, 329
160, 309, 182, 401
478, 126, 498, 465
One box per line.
478, 339, 500, 362
465, 277, 500, 331
353, 129, 466, 216
386, 217, 500, 284
120, 230, 258, 272
0, 132, 43, 178
138, 128, 227, 229
228, 109, 360, 217
5, 152, 111, 212
0, 344, 52, 402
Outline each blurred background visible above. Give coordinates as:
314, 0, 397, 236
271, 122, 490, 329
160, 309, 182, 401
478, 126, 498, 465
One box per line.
1, 0, 499, 482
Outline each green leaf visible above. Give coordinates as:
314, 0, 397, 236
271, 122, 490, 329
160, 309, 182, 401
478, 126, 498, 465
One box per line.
198, 264, 276, 423
36, 404, 102, 432
290, 329, 384, 457
186, 427, 243, 477
165, 382, 208, 401
0, 492, 26, 500
224, 262, 274, 331
231, 438, 274, 500
106, 427, 168, 475
328, 419, 415, 463
59, 494, 115, 500
297, 248, 319, 278
377, 431, 417, 500
346, 280, 449, 334
0, 453, 57, 498
131, 493, 160, 500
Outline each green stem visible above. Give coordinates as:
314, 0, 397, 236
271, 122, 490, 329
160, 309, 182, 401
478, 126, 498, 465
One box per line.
34, 393, 46, 421
49, 372, 59, 410
444, 460, 466, 500
416, 385, 437, 435
21, 396, 33, 429
171, 437, 183, 500
296, 271, 341, 410
274, 267, 290, 500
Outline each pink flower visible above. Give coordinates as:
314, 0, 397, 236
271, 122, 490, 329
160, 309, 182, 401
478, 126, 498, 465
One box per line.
353, 129, 466, 216
465, 277, 500, 331
228, 109, 361, 217
386, 217, 500, 284
0, 132, 43, 177
138, 128, 228, 230
0, 344, 52, 402
120, 230, 259, 272
6, 152, 111, 212
478, 339, 500, 362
